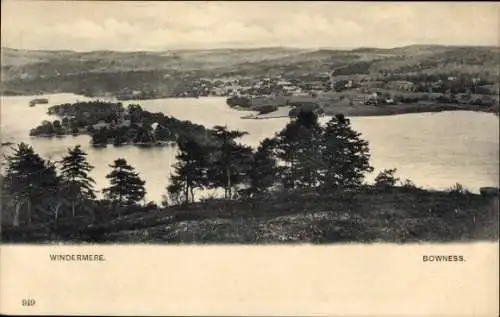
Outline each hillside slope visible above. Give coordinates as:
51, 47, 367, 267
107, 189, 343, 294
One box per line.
1, 45, 498, 97
2, 187, 498, 244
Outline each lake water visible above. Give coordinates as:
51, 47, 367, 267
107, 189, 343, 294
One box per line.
1, 93, 498, 203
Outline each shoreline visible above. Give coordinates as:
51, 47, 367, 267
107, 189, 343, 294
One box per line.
3, 92, 498, 119
240, 103, 499, 120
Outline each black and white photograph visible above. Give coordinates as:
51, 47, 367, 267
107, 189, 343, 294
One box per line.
1, 1, 498, 245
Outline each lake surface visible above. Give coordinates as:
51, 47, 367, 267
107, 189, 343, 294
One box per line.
1, 93, 498, 202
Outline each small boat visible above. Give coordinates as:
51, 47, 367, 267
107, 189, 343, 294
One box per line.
29, 98, 49, 107
240, 114, 257, 119
90, 141, 107, 148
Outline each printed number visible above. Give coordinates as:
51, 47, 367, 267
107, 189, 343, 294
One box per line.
21, 298, 36, 306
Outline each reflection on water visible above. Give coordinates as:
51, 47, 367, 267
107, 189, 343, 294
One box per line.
1, 93, 498, 202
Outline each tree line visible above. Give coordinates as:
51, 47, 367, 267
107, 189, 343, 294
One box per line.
166, 111, 373, 204
2, 110, 384, 227
1, 144, 146, 226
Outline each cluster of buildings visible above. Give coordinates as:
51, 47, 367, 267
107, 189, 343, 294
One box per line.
180, 72, 336, 99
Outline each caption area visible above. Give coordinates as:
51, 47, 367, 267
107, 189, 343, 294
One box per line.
422, 255, 465, 262
49, 254, 105, 262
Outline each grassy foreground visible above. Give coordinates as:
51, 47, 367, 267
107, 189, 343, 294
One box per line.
2, 186, 498, 244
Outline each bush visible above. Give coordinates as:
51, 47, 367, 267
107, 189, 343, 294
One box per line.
255, 105, 278, 115
447, 183, 471, 195
226, 96, 252, 108
160, 194, 170, 208
144, 201, 158, 210
374, 168, 399, 188
400, 178, 419, 189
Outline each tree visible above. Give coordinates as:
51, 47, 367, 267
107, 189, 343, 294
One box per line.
271, 110, 323, 189
271, 119, 303, 189
103, 158, 146, 210
248, 138, 278, 195
400, 178, 418, 190
166, 176, 185, 205
294, 111, 324, 188
168, 138, 209, 204
59, 145, 96, 217
133, 126, 155, 144
374, 168, 399, 189
154, 123, 172, 141
226, 95, 251, 108
3, 143, 59, 225
208, 126, 252, 199
128, 104, 143, 123
91, 127, 109, 146
111, 127, 129, 146
321, 114, 373, 188
0, 173, 20, 225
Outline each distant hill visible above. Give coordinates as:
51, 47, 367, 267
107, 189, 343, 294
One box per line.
1, 45, 498, 97
1, 46, 310, 73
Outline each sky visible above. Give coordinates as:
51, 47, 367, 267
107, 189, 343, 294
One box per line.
1, 1, 499, 51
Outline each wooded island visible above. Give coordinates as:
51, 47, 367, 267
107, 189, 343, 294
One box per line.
29, 100, 214, 147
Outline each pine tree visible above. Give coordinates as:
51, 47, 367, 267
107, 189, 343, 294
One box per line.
38, 160, 66, 222
272, 121, 302, 189
1, 173, 19, 225
59, 145, 96, 217
374, 168, 400, 189
103, 158, 146, 210
294, 111, 324, 188
4, 143, 59, 225
168, 138, 209, 204
248, 138, 278, 194
208, 126, 252, 199
271, 110, 322, 189
321, 114, 373, 188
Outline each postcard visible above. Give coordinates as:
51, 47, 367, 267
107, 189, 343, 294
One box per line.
1, 1, 499, 315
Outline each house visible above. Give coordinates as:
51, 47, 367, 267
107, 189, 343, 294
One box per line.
387, 80, 415, 91
367, 80, 385, 89
311, 84, 325, 91
351, 96, 367, 105
364, 92, 381, 105
294, 91, 310, 97
212, 87, 225, 96
333, 80, 353, 91
277, 80, 291, 86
